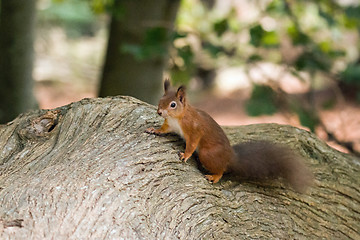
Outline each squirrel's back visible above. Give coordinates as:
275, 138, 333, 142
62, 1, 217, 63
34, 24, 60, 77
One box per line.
194, 108, 231, 147
182, 106, 234, 176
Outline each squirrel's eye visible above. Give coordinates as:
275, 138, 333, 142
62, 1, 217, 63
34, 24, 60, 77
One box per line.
170, 101, 177, 108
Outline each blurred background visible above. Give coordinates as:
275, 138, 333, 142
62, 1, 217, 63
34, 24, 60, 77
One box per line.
0, 0, 359, 155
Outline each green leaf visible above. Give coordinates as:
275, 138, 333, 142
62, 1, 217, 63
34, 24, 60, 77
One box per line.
249, 25, 264, 47
345, 6, 360, 20
246, 85, 278, 116
295, 107, 319, 132
43, 0, 94, 23
319, 8, 336, 26
202, 42, 224, 57
266, 0, 286, 15
341, 64, 360, 85
294, 49, 331, 72
247, 54, 262, 63
287, 25, 310, 45
144, 27, 168, 45
318, 41, 331, 53
90, 0, 114, 14
328, 50, 346, 58
177, 45, 194, 67
319, 41, 346, 58
249, 24, 279, 48
170, 68, 192, 86
213, 19, 229, 37
172, 31, 187, 40
344, 6, 360, 29
39, 0, 97, 38
120, 44, 144, 61
262, 31, 279, 47
121, 27, 169, 61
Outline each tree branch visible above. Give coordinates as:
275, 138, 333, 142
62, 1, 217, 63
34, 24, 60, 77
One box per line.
0, 97, 359, 239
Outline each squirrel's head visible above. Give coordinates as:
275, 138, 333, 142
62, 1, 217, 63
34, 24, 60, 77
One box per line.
157, 79, 186, 119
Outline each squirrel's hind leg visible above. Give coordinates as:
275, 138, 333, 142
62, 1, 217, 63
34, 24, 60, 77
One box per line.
205, 174, 223, 183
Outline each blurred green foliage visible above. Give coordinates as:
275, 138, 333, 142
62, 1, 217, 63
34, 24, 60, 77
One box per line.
38, 0, 98, 37
245, 84, 278, 116
342, 64, 360, 86
171, 0, 360, 132
294, 106, 320, 133
250, 25, 279, 48
121, 27, 170, 61
38, 0, 360, 132
173, 0, 359, 76
90, 0, 113, 14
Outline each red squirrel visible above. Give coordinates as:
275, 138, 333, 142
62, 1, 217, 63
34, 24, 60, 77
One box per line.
146, 79, 312, 192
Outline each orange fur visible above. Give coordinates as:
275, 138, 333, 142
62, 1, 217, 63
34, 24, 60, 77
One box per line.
146, 80, 233, 183
146, 79, 312, 190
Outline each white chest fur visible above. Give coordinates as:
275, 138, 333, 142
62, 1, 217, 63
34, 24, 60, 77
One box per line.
167, 117, 184, 138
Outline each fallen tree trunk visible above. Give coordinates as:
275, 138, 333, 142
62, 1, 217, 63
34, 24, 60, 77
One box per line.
0, 96, 359, 239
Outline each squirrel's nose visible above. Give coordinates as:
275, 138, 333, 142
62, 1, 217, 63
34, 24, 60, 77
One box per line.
157, 109, 162, 116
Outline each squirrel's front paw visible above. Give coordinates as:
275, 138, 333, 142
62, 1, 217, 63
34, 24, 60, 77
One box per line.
145, 127, 156, 134
178, 151, 189, 162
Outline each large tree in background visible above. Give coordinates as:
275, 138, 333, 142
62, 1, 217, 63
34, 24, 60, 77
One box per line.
98, 0, 180, 104
0, 0, 38, 124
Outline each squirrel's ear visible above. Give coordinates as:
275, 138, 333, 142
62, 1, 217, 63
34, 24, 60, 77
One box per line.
176, 85, 186, 103
164, 79, 171, 92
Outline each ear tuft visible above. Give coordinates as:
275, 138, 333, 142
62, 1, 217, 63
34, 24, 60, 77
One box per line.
176, 85, 186, 103
164, 79, 171, 92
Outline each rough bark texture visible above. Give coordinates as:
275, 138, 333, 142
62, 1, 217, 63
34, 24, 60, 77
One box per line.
0, 0, 38, 123
0, 96, 359, 239
98, 0, 180, 104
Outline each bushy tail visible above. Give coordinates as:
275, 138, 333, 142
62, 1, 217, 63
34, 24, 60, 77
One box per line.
229, 141, 313, 193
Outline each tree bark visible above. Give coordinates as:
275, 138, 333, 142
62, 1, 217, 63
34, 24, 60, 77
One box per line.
0, 96, 359, 239
0, 0, 38, 124
98, 0, 180, 104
